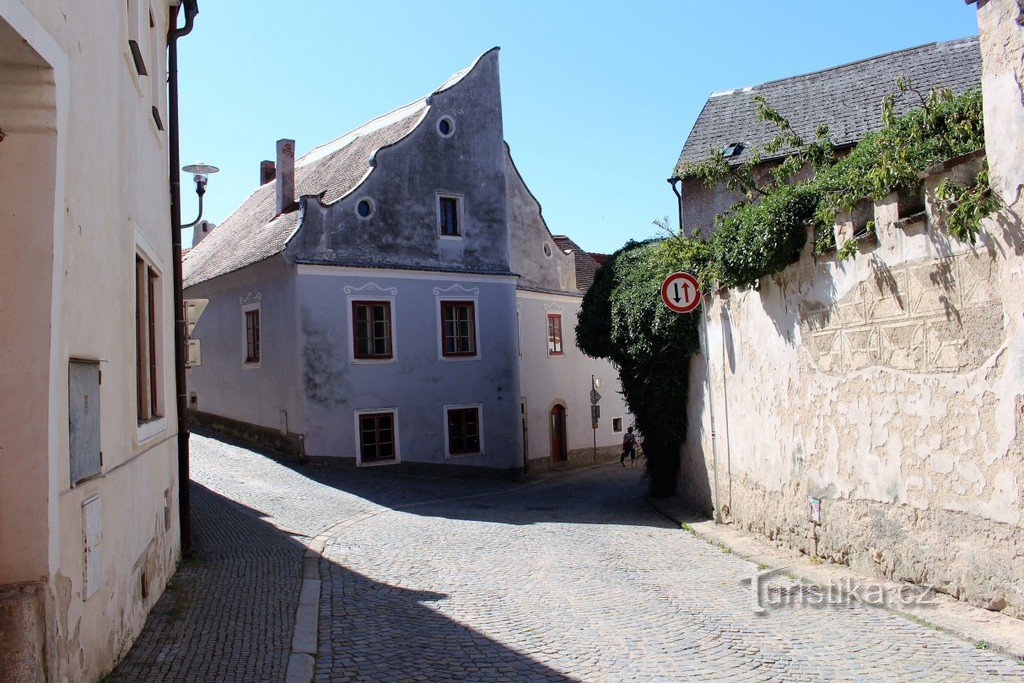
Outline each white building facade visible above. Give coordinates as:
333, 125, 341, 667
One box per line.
183, 50, 630, 477
0, 1, 182, 679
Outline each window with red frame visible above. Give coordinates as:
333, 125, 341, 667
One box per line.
447, 407, 480, 455
352, 301, 393, 359
547, 313, 563, 356
245, 309, 260, 363
440, 301, 476, 357
135, 256, 161, 422
359, 412, 396, 462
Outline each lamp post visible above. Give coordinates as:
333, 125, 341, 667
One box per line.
173, 161, 216, 558
181, 162, 219, 228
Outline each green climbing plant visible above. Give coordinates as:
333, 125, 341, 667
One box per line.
578, 81, 997, 497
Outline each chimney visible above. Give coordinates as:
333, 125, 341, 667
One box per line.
260, 160, 276, 185
276, 138, 295, 214
191, 220, 216, 248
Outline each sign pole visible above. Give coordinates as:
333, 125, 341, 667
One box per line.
592, 375, 598, 463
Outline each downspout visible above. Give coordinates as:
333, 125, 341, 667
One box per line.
168, 0, 199, 557
667, 177, 683, 235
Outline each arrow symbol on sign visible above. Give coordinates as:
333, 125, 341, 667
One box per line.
673, 282, 682, 304
682, 282, 692, 302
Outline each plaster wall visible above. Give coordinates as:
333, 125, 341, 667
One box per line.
516, 292, 631, 471
680, 177, 746, 239
683, 161, 1024, 616
184, 256, 305, 439
680, 3, 1024, 619
0, 1, 181, 679
296, 268, 523, 473
288, 49, 509, 276
505, 148, 576, 292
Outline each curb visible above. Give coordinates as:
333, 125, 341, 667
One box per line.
646, 496, 1024, 663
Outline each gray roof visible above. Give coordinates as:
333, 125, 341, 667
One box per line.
552, 235, 600, 292
675, 37, 981, 172
183, 54, 489, 288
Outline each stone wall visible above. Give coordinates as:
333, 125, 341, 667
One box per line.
679, 0, 1024, 621
682, 150, 1024, 616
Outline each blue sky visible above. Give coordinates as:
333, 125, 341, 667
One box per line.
178, 1, 980, 254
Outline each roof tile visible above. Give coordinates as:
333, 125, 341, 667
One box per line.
675, 37, 982, 172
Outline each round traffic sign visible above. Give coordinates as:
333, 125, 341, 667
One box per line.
661, 272, 701, 313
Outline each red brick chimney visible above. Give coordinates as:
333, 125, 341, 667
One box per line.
260, 160, 276, 185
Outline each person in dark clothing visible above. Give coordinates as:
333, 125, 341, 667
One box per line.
620, 427, 637, 466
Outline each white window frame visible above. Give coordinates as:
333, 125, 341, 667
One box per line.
346, 293, 397, 365
612, 417, 623, 433
546, 312, 565, 358
353, 408, 400, 467
354, 196, 376, 220
146, 1, 165, 140
436, 115, 456, 139
241, 301, 262, 369
134, 229, 167, 445
124, 0, 147, 92
436, 294, 481, 361
436, 191, 464, 240
443, 403, 484, 458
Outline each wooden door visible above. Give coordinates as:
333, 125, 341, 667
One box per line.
550, 404, 567, 462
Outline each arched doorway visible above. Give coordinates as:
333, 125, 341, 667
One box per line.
550, 404, 567, 463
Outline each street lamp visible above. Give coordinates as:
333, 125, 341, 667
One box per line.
181, 162, 219, 228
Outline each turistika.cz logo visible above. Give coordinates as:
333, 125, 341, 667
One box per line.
740, 566, 937, 615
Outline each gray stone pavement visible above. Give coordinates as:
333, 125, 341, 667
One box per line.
114, 433, 1024, 681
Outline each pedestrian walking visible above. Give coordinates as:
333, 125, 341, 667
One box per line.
620, 427, 637, 466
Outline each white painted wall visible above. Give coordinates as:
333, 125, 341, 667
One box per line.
517, 291, 631, 469
0, 1, 180, 679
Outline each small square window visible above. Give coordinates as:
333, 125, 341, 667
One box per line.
612, 418, 623, 433
440, 301, 476, 357
352, 301, 393, 359
439, 196, 460, 237
447, 407, 481, 455
244, 309, 261, 364
359, 412, 396, 463
547, 314, 563, 356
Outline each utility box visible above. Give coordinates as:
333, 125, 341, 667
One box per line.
69, 360, 101, 484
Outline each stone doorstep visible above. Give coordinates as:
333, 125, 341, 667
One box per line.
647, 496, 1024, 662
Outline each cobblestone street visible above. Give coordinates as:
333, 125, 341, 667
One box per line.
115, 434, 1023, 681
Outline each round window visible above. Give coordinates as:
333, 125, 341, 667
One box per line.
437, 116, 455, 138
356, 199, 374, 218
543, 243, 552, 257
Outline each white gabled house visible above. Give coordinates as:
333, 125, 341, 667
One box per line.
183, 49, 630, 477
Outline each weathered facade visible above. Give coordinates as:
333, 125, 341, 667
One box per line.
674, 37, 982, 236
0, 1, 181, 679
677, 14, 1024, 618
183, 49, 629, 477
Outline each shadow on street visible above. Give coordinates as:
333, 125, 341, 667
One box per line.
111, 477, 574, 681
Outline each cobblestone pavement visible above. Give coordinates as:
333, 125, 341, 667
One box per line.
111, 433, 520, 681
115, 433, 1024, 681
317, 465, 1024, 681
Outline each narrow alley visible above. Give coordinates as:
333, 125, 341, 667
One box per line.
113, 435, 1023, 681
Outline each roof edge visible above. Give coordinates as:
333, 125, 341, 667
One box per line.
709, 35, 978, 98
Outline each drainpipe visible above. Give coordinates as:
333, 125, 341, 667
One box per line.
720, 304, 734, 519
667, 177, 683, 235
168, 0, 199, 557
672, 176, 721, 522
